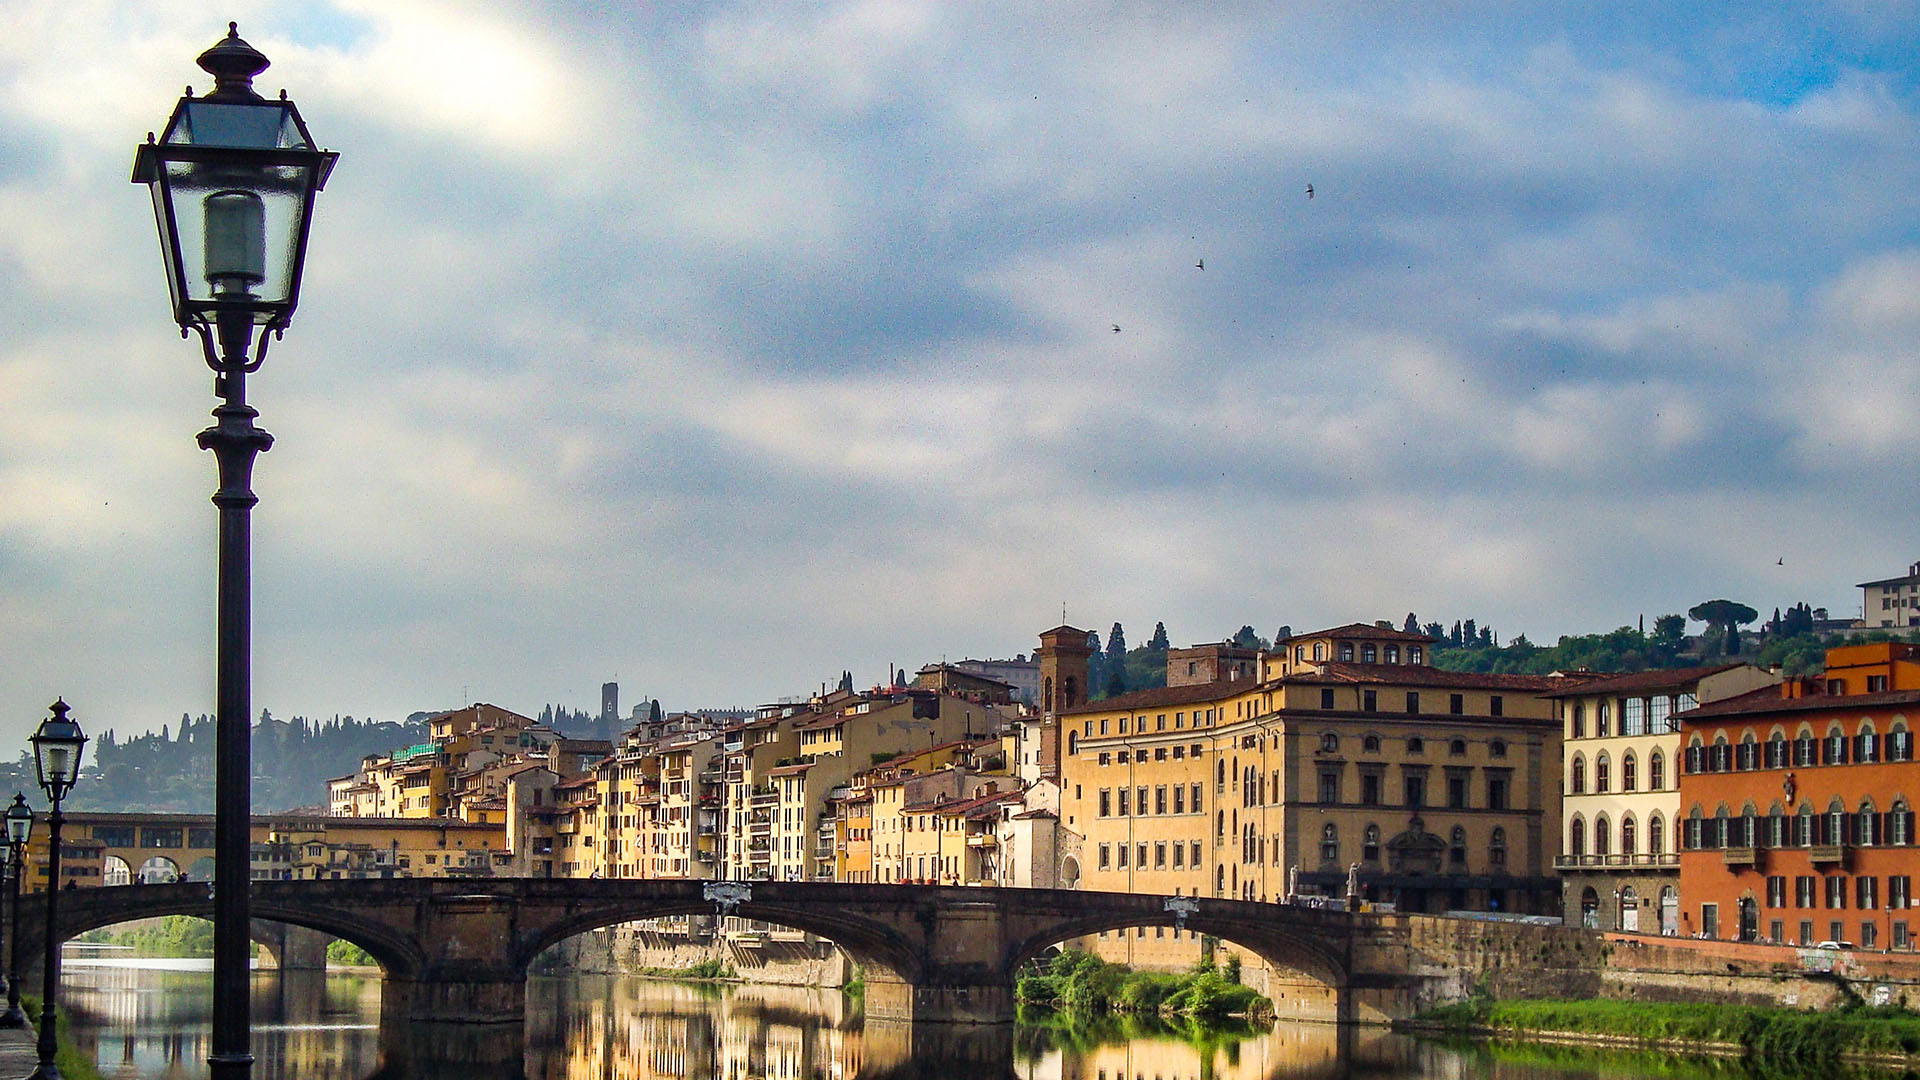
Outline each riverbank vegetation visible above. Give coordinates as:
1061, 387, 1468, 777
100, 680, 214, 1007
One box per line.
74, 915, 224, 958
1415, 997, 1920, 1068
1015, 950, 1271, 1021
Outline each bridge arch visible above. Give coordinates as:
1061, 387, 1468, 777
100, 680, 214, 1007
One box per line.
514, 897, 925, 983
999, 909, 1348, 991
31, 882, 423, 980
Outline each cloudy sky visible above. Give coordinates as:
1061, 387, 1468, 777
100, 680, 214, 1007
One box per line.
2, 2, 1917, 750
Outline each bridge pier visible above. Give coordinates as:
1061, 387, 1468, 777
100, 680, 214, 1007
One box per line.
381, 966, 526, 1025
863, 971, 1014, 1025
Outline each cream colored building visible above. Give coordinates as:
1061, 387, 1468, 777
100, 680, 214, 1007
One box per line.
1552, 662, 1779, 931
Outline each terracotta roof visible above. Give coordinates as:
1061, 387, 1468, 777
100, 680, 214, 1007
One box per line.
1279, 622, 1437, 644
1679, 685, 1920, 722
1295, 663, 1598, 692
766, 762, 814, 777
1013, 808, 1057, 820
1544, 664, 1753, 698
1061, 680, 1243, 716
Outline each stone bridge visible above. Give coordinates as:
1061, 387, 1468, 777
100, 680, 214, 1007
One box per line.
14, 879, 1611, 1027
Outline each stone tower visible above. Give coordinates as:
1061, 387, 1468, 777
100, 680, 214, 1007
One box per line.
1034, 625, 1092, 779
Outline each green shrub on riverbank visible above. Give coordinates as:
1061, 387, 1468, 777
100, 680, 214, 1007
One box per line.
326, 939, 376, 967
1417, 997, 1920, 1067
1016, 950, 1271, 1020
22, 996, 105, 1080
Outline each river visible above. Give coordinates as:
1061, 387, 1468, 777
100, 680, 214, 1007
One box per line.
50, 956, 1877, 1080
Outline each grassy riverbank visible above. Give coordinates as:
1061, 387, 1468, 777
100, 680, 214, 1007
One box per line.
1414, 997, 1920, 1068
1016, 950, 1272, 1021
22, 996, 105, 1080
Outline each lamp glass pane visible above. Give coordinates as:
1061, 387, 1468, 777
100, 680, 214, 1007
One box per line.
42, 746, 70, 784
162, 158, 312, 314
173, 101, 308, 150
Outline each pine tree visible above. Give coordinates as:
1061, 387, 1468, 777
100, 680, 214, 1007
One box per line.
1403, 613, 1420, 634
1148, 622, 1170, 652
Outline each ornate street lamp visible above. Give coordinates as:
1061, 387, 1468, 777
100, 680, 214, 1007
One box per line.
132, 24, 335, 1079
0, 793, 29, 1029
28, 701, 86, 1080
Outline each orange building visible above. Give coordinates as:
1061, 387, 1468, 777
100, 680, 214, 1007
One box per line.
1677, 643, 1920, 948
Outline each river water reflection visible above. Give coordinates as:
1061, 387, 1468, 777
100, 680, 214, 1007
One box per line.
55, 961, 1887, 1080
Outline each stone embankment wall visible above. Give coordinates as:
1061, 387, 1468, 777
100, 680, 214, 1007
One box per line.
1599, 932, 1920, 1011
545, 923, 854, 988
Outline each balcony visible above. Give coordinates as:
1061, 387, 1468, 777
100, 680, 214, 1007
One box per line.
1810, 845, 1847, 865
1721, 847, 1761, 868
1553, 853, 1680, 871
967, 834, 998, 848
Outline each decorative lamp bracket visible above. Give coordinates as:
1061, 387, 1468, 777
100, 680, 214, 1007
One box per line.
1164, 895, 1199, 931
703, 881, 752, 918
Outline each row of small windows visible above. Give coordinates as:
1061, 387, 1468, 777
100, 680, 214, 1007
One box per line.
1314, 689, 1500, 716
1096, 783, 1205, 817
1681, 800, 1916, 850
1568, 749, 1666, 794
1321, 732, 1507, 757
1297, 641, 1425, 665
1568, 694, 1696, 738
1685, 723, 1913, 774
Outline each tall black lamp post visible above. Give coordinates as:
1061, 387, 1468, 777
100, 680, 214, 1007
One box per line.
132, 24, 335, 1080
29, 700, 86, 1080
0, 792, 30, 1029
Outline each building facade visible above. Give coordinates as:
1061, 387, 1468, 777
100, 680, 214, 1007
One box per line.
1553, 663, 1779, 931
1678, 643, 1920, 947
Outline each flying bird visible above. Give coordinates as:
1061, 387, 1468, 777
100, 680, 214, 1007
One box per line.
1305, 184, 1314, 198
1112, 324, 1122, 333
1777, 557, 1785, 566
1196, 259, 1204, 270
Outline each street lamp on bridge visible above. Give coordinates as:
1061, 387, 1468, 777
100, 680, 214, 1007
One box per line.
28, 700, 86, 1080
132, 24, 336, 1079
0, 792, 30, 1030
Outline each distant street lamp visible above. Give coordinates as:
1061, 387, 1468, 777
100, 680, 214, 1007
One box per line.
28, 700, 86, 1080
132, 24, 335, 1080
0, 793, 28, 1029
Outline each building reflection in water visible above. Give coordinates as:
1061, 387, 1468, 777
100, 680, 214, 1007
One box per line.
60, 964, 1433, 1080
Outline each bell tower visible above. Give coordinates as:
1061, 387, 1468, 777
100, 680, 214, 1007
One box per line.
1034, 624, 1092, 779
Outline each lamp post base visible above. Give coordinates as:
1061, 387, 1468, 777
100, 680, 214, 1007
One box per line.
25, 1060, 61, 1080
209, 1051, 256, 1078
0, 1004, 26, 1029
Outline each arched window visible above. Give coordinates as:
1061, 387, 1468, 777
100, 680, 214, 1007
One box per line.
1620, 814, 1637, 855
1570, 815, 1586, 857
1361, 643, 1377, 663
1893, 800, 1913, 845
1740, 803, 1759, 848
1623, 751, 1637, 792
1648, 813, 1665, 856
1449, 826, 1467, 866
1594, 815, 1611, 856
1363, 823, 1381, 861
1450, 738, 1467, 756
1597, 702, 1611, 737
1489, 827, 1507, 866
1858, 720, 1880, 763
1571, 702, 1585, 739
1320, 823, 1338, 862
1766, 802, 1786, 848
1066, 731, 1078, 756
1339, 642, 1354, 662
1686, 806, 1704, 849
1362, 734, 1381, 753
1739, 733, 1759, 771
1408, 737, 1425, 754
1795, 803, 1814, 846
1385, 645, 1400, 663
1649, 749, 1665, 790
1767, 729, 1788, 768
1891, 721, 1913, 762
1571, 754, 1586, 794
1490, 739, 1507, 758
1409, 645, 1423, 664
1859, 798, 1879, 847
1794, 726, 1817, 767
1828, 797, 1848, 847
1312, 642, 1325, 661
1712, 735, 1730, 773
1596, 752, 1611, 793
1685, 736, 1704, 775
1826, 725, 1849, 766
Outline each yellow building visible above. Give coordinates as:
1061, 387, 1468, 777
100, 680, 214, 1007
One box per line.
1060, 623, 1592, 935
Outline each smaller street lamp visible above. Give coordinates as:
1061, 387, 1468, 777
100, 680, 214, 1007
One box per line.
0, 793, 31, 1029
28, 701, 87, 1080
